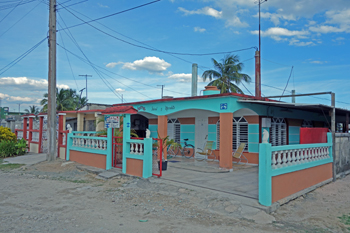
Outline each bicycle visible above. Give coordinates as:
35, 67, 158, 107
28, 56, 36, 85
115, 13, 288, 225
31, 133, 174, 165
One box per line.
167, 138, 194, 159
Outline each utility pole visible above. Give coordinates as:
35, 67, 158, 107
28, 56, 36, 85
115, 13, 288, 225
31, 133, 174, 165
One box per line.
47, 0, 57, 161
121, 94, 123, 103
157, 85, 165, 98
79, 74, 92, 101
18, 103, 21, 114
255, 0, 267, 98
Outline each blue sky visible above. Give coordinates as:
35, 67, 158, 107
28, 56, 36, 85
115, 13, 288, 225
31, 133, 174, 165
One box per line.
0, 0, 349, 112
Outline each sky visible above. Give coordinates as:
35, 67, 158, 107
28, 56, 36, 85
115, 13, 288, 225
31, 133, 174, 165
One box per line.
0, 0, 349, 113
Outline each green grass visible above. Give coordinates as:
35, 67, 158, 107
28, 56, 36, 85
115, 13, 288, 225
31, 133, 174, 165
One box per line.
339, 213, 350, 227
0, 163, 24, 171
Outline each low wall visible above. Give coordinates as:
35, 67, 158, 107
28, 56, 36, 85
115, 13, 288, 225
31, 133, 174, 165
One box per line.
59, 147, 66, 159
126, 158, 143, 177
29, 143, 39, 153
259, 132, 333, 206
70, 150, 106, 169
335, 133, 350, 176
210, 150, 259, 165
272, 163, 332, 202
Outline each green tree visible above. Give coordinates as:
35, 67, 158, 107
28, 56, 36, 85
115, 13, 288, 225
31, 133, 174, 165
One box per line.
202, 54, 251, 94
40, 88, 85, 112
24, 105, 39, 115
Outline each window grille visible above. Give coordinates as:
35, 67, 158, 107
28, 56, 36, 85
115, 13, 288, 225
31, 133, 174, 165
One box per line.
269, 118, 287, 146
301, 120, 313, 128
216, 117, 248, 151
167, 118, 181, 143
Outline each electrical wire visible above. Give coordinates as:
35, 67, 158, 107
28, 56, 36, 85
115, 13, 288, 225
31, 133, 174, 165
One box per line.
58, 0, 161, 30
0, 0, 23, 23
57, 20, 79, 90
0, 0, 35, 11
57, 14, 124, 101
0, 37, 47, 75
58, 4, 256, 56
279, 66, 293, 101
0, 0, 41, 38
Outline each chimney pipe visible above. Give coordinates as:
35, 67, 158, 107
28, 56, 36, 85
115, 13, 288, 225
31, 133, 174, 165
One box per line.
191, 63, 198, 96
255, 50, 261, 98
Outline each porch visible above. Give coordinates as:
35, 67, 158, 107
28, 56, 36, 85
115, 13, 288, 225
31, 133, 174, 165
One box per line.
162, 158, 258, 199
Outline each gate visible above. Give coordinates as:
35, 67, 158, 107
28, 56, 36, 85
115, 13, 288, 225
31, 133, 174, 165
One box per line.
112, 133, 123, 169
41, 115, 48, 153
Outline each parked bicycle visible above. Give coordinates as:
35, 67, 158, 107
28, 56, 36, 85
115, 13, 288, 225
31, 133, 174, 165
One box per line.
167, 138, 194, 159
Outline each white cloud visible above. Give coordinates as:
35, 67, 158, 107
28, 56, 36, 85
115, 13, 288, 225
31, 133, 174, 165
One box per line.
310, 60, 328, 64
252, 27, 309, 38
194, 27, 206, 33
257, 12, 296, 26
168, 73, 203, 83
98, 3, 109, 8
289, 38, 315, 46
122, 57, 171, 73
309, 25, 346, 34
115, 88, 125, 92
178, 6, 222, 18
0, 77, 69, 91
106, 62, 122, 68
178, 5, 248, 28
0, 92, 36, 103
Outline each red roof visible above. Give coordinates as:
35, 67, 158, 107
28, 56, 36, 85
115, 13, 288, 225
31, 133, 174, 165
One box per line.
101, 106, 138, 115
112, 92, 277, 107
59, 109, 105, 114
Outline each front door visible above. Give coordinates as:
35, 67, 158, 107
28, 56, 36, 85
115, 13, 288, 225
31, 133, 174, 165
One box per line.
195, 116, 208, 158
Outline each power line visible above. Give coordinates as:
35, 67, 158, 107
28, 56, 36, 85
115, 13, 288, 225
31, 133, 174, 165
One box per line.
58, 0, 161, 30
57, 14, 124, 101
0, 0, 35, 11
59, 4, 256, 56
0, 37, 47, 75
279, 66, 293, 101
262, 58, 290, 67
0, 0, 23, 23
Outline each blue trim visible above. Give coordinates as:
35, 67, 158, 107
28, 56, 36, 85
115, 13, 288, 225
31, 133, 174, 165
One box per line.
259, 143, 272, 206
66, 133, 73, 160
106, 127, 112, 170
69, 146, 108, 155
271, 159, 333, 176
122, 115, 131, 174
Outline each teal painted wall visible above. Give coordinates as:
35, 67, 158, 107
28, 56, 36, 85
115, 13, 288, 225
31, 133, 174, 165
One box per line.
128, 95, 327, 123
208, 124, 217, 150
248, 124, 259, 153
180, 124, 195, 147
289, 126, 300, 145
149, 124, 158, 138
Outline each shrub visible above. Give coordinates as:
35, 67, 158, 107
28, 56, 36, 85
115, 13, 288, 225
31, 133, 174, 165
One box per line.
0, 126, 16, 142
0, 139, 27, 158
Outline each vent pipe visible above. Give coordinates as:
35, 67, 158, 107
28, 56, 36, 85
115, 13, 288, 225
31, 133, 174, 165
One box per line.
191, 63, 198, 96
255, 50, 261, 98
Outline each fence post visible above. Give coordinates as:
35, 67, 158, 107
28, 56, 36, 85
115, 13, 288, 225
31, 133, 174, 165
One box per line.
66, 133, 72, 161
38, 115, 44, 153
106, 127, 112, 170
142, 138, 153, 178
122, 114, 131, 174
28, 115, 34, 152
23, 116, 28, 140
259, 143, 272, 206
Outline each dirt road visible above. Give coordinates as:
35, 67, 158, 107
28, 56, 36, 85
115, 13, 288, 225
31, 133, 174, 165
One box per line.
0, 160, 349, 232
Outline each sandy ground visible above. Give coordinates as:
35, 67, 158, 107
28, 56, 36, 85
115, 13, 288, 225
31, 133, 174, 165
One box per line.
0, 160, 349, 232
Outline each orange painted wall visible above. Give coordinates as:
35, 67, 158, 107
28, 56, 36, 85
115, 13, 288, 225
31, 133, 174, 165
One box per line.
70, 150, 106, 169
272, 163, 332, 203
244, 116, 259, 124
219, 113, 233, 169
157, 115, 168, 160
211, 151, 258, 164
149, 118, 158, 124
178, 118, 195, 124
126, 158, 143, 177
208, 117, 219, 124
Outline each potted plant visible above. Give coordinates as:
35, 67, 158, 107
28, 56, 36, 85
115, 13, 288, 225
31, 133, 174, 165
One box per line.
153, 133, 181, 171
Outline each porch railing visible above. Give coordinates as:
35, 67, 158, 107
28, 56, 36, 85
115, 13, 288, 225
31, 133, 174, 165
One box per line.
259, 132, 333, 206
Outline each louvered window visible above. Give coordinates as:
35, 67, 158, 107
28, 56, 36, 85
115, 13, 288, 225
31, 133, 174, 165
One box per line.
216, 117, 248, 151
167, 118, 180, 143
301, 120, 313, 128
269, 118, 287, 146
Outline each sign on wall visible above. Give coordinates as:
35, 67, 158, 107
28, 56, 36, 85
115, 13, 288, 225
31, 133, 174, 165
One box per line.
104, 116, 120, 128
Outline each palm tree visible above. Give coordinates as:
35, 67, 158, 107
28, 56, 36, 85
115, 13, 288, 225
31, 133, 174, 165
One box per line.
24, 105, 39, 115
202, 54, 251, 94
75, 96, 88, 110
40, 88, 79, 112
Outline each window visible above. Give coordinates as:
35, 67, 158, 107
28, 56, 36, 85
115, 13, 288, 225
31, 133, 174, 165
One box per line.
167, 118, 180, 143
269, 118, 287, 146
301, 120, 313, 127
216, 117, 248, 151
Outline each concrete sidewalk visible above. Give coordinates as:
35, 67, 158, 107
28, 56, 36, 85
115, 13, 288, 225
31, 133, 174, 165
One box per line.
3, 152, 46, 166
